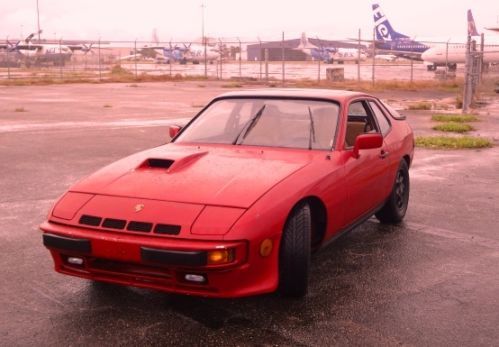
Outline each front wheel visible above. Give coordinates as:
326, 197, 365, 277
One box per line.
376, 160, 410, 224
279, 202, 311, 297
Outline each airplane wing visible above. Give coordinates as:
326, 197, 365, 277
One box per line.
375, 48, 423, 61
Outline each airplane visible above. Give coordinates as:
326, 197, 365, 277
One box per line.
1, 31, 94, 67
421, 10, 499, 71
372, 3, 430, 61
118, 46, 164, 62
178, 43, 221, 64
298, 33, 366, 64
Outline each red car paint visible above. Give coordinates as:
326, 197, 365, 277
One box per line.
41, 89, 414, 298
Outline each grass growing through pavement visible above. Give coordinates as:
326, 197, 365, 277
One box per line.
432, 122, 474, 133
432, 114, 478, 122
415, 136, 492, 149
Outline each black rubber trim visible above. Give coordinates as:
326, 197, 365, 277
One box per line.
43, 233, 91, 253
141, 247, 207, 267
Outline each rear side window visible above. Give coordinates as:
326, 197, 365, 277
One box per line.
369, 101, 391, 136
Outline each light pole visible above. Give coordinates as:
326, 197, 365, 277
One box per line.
202, 2, 207, 78
36, 0, 41, 41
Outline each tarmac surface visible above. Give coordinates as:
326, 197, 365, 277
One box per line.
1, 82, 498, 346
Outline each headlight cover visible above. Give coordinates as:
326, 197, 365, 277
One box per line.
191, 206, 245, 235
52, 192, 94, 220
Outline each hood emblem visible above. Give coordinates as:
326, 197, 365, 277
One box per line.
134, 204, 145, 213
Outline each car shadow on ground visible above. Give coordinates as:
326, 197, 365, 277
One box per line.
50, 220, 409, 345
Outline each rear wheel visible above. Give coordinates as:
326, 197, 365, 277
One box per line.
279, 202, 311, 297
376, 160, 410, 224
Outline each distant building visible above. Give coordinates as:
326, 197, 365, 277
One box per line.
246, 37, 359, 61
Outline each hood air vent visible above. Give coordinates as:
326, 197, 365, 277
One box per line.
145, 158, 174, 169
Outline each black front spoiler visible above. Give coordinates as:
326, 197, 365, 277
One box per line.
43, 233, 208, 267
43, 233, 91, 253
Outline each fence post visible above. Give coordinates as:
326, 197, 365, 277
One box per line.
238, 37, 242, 80
371, 28, 376, 86
98, 38, 101, 82
265, 48, 269, 82
169, 41, 172, 77
471, 40, 478, 97
479, 33, 484, 83
317, 56, 321, 83
463, 35, 472, 113
445, 40, 449, 79
6, 36, 10, 80
134, 39, 138, 79
219, 38, 223, 80
357, 29, 361, 82
281, 32, 285, 84
59, 38, 63, 79
410, 59, 414, 84
258, 38, 262, 80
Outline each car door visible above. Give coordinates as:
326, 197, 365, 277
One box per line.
342, 99, 392, 222
367, 99, 399, 193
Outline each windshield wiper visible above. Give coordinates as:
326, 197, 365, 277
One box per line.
233, 104, 266, 145
308, 107, 316, 150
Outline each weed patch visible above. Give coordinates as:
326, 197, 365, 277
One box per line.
415, 136, 492, 149
432, 122, 474, 133
432, 114, 478, 122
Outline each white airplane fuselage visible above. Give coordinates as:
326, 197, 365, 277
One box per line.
330, 48, 367, 62
422, 40, 499, 65
183, 45, 220, 63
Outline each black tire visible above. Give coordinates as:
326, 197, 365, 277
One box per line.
376, 160, 410, 224
279, 202, 311, 297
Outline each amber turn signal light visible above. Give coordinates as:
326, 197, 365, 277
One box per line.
259, 239, 273, 257
207, 249, 234, 265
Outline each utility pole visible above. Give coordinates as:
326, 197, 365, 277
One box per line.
36, 0, 41, 41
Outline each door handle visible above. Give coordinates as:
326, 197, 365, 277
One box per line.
379, 150, 390, 159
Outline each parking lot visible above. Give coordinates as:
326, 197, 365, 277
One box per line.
1, 82, 498, 346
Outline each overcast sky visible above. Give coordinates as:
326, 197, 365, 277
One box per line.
1, 0, 498, 42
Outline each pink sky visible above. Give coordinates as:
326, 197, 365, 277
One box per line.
1, 0, 498, 42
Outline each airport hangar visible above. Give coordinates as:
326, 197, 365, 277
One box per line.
246, 37, 360, 61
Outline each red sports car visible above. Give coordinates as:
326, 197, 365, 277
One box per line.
41, 89, 414, 298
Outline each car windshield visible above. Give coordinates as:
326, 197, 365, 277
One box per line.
175, 98, 340, 150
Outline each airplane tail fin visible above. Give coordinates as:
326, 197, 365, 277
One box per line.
467, 9, 479, 36
372, 3, 409, 41
298, 32, 317, 50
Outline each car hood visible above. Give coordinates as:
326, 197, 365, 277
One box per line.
71, 144, 312, 208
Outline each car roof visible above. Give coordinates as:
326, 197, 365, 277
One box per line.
215, 88, 372, 102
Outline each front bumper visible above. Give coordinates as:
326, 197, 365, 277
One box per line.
40, 222, 279, 298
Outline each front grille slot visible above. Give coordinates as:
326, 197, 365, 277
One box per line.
154, 224, 181, 235
77, 215, 180, 236
127, 221, 153, 233
79, 215, 102, 226
102, 218, 127, 230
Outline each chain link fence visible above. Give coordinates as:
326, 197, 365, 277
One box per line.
1, 34, 498, 87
